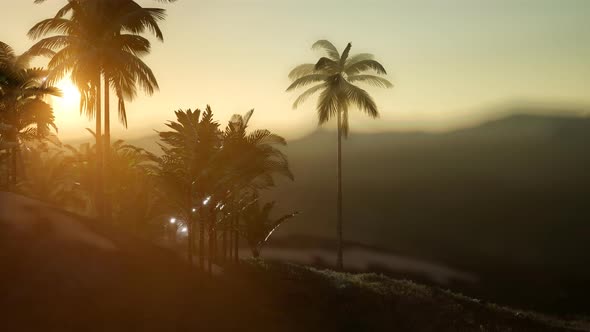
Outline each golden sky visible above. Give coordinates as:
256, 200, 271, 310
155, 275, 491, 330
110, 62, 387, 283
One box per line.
2, 0, 590, 140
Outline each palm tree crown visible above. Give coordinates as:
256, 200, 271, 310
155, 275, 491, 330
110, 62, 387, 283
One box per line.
0, 41, 61, 142
286, 40, 392, 136
28, 0, 164, 125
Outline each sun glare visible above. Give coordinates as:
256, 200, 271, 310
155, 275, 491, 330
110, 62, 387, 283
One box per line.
54, 79, 81, 110
51, 79, 82, 130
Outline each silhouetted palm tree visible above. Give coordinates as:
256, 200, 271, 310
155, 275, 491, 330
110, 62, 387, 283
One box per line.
29, 0, 167, 220
156, 107, 293, 268
287, 40, 392, 269
0, 41, 61, 186
220, 110, 294, 262
242, 197, 298, 258
157, 106, 222, 268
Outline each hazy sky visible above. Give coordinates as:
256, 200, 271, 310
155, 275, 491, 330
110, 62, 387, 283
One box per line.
2, 0, 589, 140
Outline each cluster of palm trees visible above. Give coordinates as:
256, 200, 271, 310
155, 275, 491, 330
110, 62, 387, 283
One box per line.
15, 105, 294, 272
2, 0, 392, 270
156, 106, 294, 270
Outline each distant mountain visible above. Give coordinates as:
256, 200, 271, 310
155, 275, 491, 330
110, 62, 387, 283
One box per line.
270, 113, 590, 264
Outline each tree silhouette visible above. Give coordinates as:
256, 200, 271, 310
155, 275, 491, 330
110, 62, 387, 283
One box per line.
29, 0, 168, 221
220, 109, 294, 262
156, 106, 293, 270
0, 41, 62, 187
287, 40, 392, 269
242, 197, 298, 258
157, 106, 222, 268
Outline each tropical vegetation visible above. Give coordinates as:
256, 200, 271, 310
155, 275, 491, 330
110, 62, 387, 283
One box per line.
1, 3, 392, 274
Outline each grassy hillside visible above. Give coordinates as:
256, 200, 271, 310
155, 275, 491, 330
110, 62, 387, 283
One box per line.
1, 192, 586, 331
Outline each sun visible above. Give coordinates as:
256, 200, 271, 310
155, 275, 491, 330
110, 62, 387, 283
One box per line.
54, 79, 81, 110
50, 79, 84, 131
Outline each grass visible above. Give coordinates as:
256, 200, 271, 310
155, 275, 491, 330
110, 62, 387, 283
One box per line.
223, 259, 589, 332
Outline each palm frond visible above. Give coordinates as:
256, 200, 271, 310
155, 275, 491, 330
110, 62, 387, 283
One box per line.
343, 82, 379, 119
344, 59, 387, 76
28, 18, 75, 40
340, 42, 352, 65
292, 83, 325, 109
345, 53, 374, 66
288, 63, 316, 80
347, 75, 393, 88
314, 57, 339, 73
316, 85, 340, 125
286, 74, 328, 91
312, 40, 340, 61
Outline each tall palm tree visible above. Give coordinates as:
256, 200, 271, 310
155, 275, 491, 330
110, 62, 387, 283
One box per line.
0, 41, 62, 187
29, 0, 168, 220
157, 106, 222, 268
220, 110, 294, 262
286, 40, 392, 270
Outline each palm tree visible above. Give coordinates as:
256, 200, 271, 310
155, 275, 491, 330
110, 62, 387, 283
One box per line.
157, 106, 222, 268
156, 107, 293, 269
29, 0, 168, 220
242, 197, 298, 258
63, 129, 165, 226
0, 41, 62, 187
286, 40, 392, 270
17, 147, 86, 208
220, 110, 294, 262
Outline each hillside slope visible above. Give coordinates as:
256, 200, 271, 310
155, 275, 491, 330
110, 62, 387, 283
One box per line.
0, 192, 587, 331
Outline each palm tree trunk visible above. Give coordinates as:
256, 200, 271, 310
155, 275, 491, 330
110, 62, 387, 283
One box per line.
208, 219, 213, 274
10, 147, 16, 188
211, 204, 217, 267
9, 124, 17, 188
95, 75, 104, 221
222, 221, 227, 263
199, 209, 205, 270
228, 216, 233, 261
233, 212, 239, 263
336, 109, 344, 270
187, 192, 193, 265
187, 220, 193, 265
103, 75, 112, 224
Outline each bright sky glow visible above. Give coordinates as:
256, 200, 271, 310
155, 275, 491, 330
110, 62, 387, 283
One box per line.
3, 0, 589, 140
